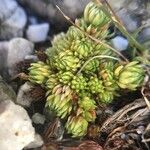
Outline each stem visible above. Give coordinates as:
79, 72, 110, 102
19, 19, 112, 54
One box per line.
77, 55, 120, 74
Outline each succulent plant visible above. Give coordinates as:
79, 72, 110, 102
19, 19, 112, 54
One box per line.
28, 1, 145, 137
28, 61, 51, 85
114, 61, 145, 90
66, 115, 88, 137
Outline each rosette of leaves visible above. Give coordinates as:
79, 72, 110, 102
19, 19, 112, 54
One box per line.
28, 1, 145, 137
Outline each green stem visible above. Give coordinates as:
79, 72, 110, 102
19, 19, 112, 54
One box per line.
77, 55, 120, 74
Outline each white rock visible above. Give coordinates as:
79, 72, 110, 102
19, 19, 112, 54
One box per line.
26, 23, 50, 42
17, 82, 35, 107
111, 36, 128, 51
25, 134, 44, 149
32, 113, 46, 125
0, 100, 35, 150
0, 1, 27, 40
7, 38, 34, 76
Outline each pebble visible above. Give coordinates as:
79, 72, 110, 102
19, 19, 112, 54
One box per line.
16, 82, 35, 107
26, 23, 50, 42
32, 113, 46, 125
25, 55, 38, 61
0, 0, 27, 40
111, 36, 128, 51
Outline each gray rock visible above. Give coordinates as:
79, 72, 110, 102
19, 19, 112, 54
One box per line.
117, 8, 140, 32
0, 0, 27, 40
18, 0, 90, 28
16, 82, 35, 107
0, 76, 16, 102
28, 16, 38, 25
0, 38, 34, 77
138, 27, 150, 43
0, 0, 18, 20
25, 134, 44, 149
26, 23, 50, 42
7, 38, 34, 76
107, 0, 126, 10
107, 0, 150, 42
0, 100, 35, 150
111, 36, 128, 51
0, 42, 9, 72
32, 113, 46, 125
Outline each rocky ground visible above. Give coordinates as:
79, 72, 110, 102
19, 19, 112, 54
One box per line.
0, 0, 150, 150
